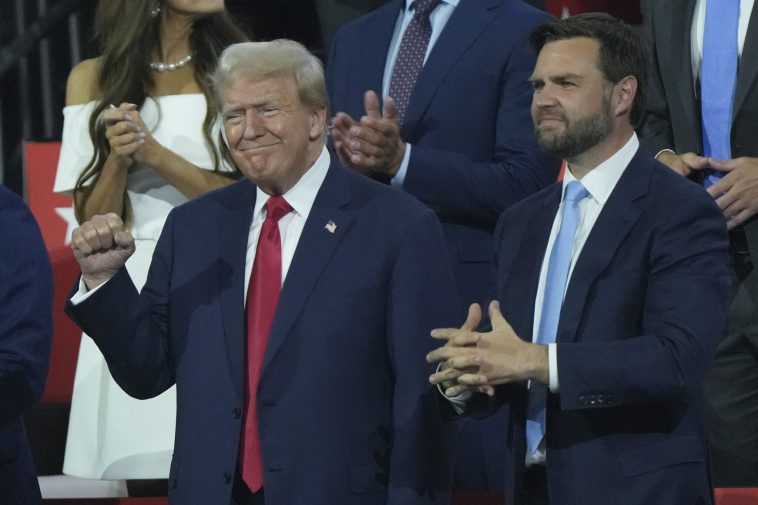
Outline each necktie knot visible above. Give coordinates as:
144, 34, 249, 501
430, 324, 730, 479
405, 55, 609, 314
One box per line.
412, 0, 441, 17
564, 181, 589, 205
265, 196, 292, 223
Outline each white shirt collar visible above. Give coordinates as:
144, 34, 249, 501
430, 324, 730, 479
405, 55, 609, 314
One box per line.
562, 133, 639, 206
403, 0, 459, 12
253, 145, 331, 219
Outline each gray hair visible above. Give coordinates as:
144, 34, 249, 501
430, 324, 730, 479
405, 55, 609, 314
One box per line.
211, 39, 329, 113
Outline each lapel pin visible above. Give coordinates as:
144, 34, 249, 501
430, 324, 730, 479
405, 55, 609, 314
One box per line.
325, 220, 338, 234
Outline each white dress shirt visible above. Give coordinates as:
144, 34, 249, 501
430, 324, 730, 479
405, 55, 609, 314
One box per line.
243, 146, 330, 298
384, 0, 460, 187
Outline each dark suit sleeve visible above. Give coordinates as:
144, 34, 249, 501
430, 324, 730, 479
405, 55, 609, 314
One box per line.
385, 208, 460, 505
556, 191, 731, 410
65, 212, 176, 400
638, 0, 677, 155
0, 188, 52, 423
401, 41, 559, 226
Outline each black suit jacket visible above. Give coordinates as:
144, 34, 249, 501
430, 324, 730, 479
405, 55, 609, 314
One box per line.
640, 0, 758, 251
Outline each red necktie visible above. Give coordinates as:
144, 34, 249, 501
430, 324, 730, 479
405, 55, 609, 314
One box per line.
240, 195, 292, 492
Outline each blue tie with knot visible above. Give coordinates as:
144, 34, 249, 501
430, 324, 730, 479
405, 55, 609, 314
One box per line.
526, 181, 589, 455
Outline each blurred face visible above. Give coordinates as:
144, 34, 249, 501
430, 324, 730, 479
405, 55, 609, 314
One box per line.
221, 74, 326, 195
530, 37, 613, 160
164, 0, 225, 15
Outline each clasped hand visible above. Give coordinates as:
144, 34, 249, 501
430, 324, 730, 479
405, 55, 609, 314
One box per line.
102, 103, 159, 166
426, 301, 549, 398
331, 91, 406, 177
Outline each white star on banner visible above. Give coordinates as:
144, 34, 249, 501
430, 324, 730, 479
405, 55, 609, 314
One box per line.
55, 207, 78, 245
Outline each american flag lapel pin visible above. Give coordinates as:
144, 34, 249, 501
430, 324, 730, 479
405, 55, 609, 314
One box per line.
325, 220, 338, 234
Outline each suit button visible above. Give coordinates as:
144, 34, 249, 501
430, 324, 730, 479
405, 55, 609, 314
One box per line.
223, 472, 232, 484
233, 408, 241, 419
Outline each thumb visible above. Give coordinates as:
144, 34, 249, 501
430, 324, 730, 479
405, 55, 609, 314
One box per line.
461, 303, 482, 331
384, 96, 399, 123
364, 90, 382, 119
488, 300, 507, 330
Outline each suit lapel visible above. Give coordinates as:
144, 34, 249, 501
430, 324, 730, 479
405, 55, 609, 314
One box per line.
262, 162, 354, 373
734, 4, 758, 118
401, 0, 501, 138
503, 187, 559, 342
218, 180, 257, 400
668, 0, 700, 149
356, 0, 403, 97
557, 152, 649, 343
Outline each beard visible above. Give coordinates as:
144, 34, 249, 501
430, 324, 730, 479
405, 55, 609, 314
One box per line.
534, 94, 613, 160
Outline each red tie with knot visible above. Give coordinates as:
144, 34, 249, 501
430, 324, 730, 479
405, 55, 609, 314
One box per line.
240, 195, 292, 492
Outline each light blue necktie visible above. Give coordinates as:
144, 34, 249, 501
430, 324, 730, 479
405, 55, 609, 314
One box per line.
701, 0, 740, 187
526, 181, 589, 455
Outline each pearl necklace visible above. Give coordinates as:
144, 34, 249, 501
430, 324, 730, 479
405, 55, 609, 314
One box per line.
150, 54, 192, 72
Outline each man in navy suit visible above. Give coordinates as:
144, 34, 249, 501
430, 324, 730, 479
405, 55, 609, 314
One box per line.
326, 0, 560, 490
65, 40, 458, 505
0, 185, 52, 505
428, 14, 731, 504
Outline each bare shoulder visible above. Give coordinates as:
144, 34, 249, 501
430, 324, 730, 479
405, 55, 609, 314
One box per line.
66, 57, 102, 105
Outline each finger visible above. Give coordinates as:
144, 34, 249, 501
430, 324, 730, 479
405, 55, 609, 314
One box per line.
92, 215, 117, 250
360, 115, 398, 136
462, 303, 482, 331
729, 207, 756, 230
428, 367, 463, 385
445, 384, 474, 397
712, 183, 737, 209
447, 354, 482, 371
478, 385, 496, 397
350, 124, 384, 146
681, 153, 710, 170
363, 90, 382, 119
457, 373, 490, 386
426, 345, 472, 363
383, 96, 399, 123
707, 177, 732, 199
488, 300, 510, 331
78, 221, 104, 252
431, 327, 473, 340
114, 230, 136, 250
707, 158, 737, 172
71, 227, 94, 255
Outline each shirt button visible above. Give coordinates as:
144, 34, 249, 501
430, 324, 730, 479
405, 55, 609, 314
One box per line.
233, 408, 241, 419
223, 472, 232, 484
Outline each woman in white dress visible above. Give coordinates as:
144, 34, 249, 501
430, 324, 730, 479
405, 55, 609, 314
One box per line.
54, 0, 247, 482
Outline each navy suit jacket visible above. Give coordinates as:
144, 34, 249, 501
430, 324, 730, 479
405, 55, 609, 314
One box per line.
488, 149, 730, 504
66, 160, 460, 505
327, 0, 559, 318
0, 186, 52, 505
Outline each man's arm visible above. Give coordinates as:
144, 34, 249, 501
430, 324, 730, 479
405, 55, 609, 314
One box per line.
0, 189, 52, 423
385, 208, 459, 505
66, 213, 175, 399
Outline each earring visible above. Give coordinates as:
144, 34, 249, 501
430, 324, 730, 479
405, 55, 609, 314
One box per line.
150, 2, 161, 18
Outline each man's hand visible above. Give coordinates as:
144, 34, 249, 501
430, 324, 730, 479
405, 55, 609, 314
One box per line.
427, 301, 548, 395
330, 91, 406, 177
707, 157, 758, 229
427, 303, 488, 397
656, 151, 709, 177
71, 213, 135, 290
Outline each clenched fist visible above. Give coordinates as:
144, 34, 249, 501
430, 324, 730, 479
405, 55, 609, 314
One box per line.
71, 213, 135, 290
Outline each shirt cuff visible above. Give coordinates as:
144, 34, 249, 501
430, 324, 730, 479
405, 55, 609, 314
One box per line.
390, 143, 412, 187
70, 277, 107, 305
548, 343, 559, 393
654, 148, 675, 160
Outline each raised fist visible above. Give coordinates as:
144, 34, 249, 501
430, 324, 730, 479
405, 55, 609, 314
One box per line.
71, 213, 135, 290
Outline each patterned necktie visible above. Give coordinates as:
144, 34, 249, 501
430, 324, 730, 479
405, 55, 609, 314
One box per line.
241, 195, 292, 492
388, 0, 442, 124
701, 0, 739, 187
526, 181, 588, 454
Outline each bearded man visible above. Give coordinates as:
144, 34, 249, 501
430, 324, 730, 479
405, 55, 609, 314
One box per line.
427, 13, 731, 505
